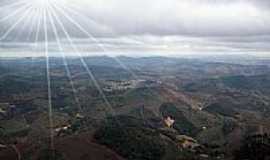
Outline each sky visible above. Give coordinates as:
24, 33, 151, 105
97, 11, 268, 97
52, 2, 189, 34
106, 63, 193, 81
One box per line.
0, 0, 270, 57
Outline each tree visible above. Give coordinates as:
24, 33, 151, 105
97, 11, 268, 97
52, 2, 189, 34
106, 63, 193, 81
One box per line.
234, 134, 270, 160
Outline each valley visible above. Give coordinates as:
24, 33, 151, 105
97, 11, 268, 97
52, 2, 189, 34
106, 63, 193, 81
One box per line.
1, 56, 270, 160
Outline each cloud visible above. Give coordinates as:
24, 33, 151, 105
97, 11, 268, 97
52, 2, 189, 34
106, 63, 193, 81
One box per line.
0, 0, 270, 56
67, 0, 270, 36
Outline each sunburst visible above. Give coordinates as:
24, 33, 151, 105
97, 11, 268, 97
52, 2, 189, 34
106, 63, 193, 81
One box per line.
0, 0, 146, 157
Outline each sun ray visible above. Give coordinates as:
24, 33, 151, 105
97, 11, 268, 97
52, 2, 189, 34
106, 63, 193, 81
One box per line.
13, 9, 36, 42
34, 9, 43, 49
53, 1, 109, 32
0, 0, 26, 10
50, 4, 116, 117
0, 2, 30, 23
53, 0, 146, 46
47, 7, 83, 113
52, 3, 146, 87
51, 4, 157, 127
51, 3, 156, 99
0, 6, 32, 41
52, 3, 141, 81
26, 8, 40, 42
29, 7, 43, 79
43, 4, 55, 156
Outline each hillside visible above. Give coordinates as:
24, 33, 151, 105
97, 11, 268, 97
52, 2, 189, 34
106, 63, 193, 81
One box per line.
1, 56, 270, 160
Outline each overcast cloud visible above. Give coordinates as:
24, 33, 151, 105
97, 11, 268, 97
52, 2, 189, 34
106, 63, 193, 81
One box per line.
0, 0, 270, 57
